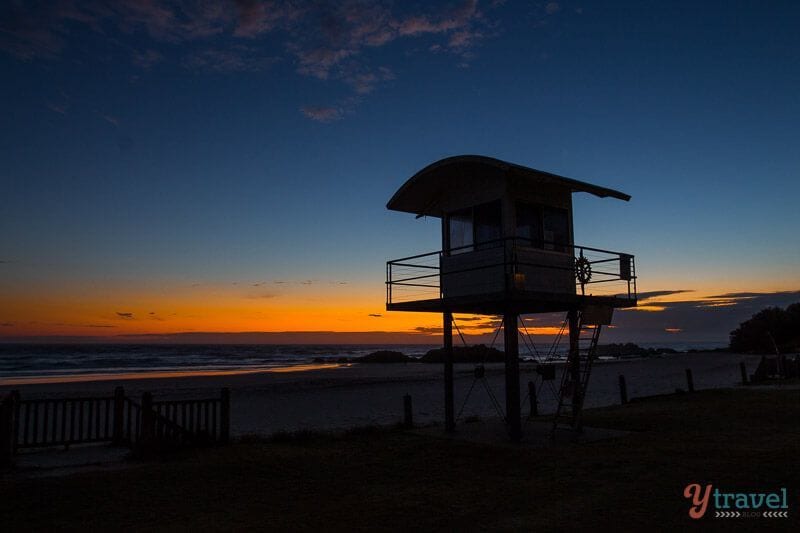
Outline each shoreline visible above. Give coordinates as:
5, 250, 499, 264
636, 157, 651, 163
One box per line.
1, 352, 766, 437
0, 362, 351, 387
0, 346, 734, 388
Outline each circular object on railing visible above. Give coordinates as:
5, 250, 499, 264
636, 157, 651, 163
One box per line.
575, 256, 592, 284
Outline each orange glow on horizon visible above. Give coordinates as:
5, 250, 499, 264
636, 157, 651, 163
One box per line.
521, 326, 565, 335
2, 276, 798, 340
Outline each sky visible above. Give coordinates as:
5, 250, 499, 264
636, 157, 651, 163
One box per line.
1, 0, 799, 344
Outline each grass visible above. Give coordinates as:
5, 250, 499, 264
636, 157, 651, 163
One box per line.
1, 388, 798, 531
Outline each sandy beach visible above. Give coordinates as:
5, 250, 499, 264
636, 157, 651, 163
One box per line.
1, 351, 765, 436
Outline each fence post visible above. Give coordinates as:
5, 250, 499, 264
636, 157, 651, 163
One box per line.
739, 362, 748, 385
618, 375, 628, 404
528, 381, 538, 417
403, 394, 413, 429
220, 388, 230, 444
0, 393, 15, 467
11, 391, 19, 455
141, 392, 154, 445
685, 368, 695, 392
112, 386, 125, 445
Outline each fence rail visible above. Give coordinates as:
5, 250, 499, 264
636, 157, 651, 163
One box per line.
1, 387, 230, 465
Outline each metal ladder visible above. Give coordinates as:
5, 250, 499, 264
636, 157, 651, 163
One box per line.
551, 313, 602, 436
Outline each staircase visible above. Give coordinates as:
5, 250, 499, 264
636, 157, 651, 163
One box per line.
551, 310, 603, 436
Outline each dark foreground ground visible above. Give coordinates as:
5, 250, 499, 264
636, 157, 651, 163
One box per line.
1, 387, 798, 531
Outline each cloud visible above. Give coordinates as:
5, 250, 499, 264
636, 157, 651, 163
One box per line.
0, 20, 65, 61
131, 48, 162, 68
184, 45, 276, 72
1, 322, 14, 327
46, 101, 68, 115
704, 291, 799, 300
545, 2, 561, 15
294, 46, 354, 80
116, 312, 134, 319
414, 325, 442, 334
232, 0, 305, 38
610, 289, 800, 342
247, 292, 278, 299
101, 114, 119, 127
300, 105, 342, 122
368, 313, 382, 318
448, 29, 481, 50
2, 0, 499, 120
637, 289, 694, 301
343, 66, 395, 94
395, 0, 478, 37
288, 0, 488, 100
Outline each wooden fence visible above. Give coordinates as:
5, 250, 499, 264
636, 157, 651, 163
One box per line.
1, 387, 230, 466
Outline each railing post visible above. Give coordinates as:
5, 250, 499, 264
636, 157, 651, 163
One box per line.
403, 394, 413, 429
739, 362, 748, 385
220, 388, 230, 444
685, 368, 695, 393
618, 375, 628, 405
528, 381, 538, 418
1, 393, 15, 467
112, 386, 125, 445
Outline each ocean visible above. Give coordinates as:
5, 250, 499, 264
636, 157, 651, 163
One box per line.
0, 341, 728, 382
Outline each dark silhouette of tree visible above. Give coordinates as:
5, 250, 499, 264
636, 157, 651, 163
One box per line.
730, 302, 800, 353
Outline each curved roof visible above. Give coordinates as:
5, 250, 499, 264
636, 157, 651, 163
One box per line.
387, 155, 630, 216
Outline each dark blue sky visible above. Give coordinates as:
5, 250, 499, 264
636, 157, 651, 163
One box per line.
1, 1, 799, 341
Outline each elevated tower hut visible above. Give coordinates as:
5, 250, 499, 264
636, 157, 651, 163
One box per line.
385, 155, 637, 440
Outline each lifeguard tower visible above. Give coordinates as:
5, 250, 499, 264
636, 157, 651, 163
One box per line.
385, 155, 637, 439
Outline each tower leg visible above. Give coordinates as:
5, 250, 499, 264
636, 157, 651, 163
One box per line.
443, 310, 455, 433
567, 308, 580, 418
504, 311, 521, 440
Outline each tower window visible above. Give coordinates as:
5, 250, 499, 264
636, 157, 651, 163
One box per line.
516, 202, 570, 253
447, 201, 502, 254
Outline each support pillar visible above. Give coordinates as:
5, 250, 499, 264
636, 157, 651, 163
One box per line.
504, 311, 521, 440
567, 308, 580, 417
443, 310, 455, 433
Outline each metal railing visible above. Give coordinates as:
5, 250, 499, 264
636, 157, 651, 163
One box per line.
386, 237, 637, 305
